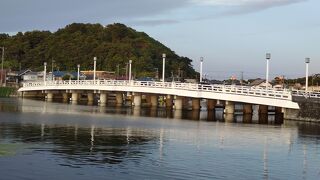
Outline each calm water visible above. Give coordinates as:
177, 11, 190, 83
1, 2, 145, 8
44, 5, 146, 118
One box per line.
0, 98, 320, 180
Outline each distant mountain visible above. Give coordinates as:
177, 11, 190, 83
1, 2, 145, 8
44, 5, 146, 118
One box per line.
0, 23, 197, 78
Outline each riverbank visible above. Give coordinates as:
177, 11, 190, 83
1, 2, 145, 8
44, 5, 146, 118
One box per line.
0, 87, 16, 97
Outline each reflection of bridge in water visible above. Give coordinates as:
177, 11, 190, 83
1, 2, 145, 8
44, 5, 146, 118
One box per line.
19, 80, 300, 121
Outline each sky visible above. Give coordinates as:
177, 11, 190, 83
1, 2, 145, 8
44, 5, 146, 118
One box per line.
0, 0, 319, 80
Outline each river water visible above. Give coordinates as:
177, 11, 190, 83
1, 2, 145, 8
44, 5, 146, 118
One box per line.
0, 98, 319, 180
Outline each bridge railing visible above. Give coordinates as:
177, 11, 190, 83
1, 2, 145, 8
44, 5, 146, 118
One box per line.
291, 89, 320, 98
22, 80, 293, 100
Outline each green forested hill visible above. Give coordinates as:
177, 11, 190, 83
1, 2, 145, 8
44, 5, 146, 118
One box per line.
0, 23, 197, 78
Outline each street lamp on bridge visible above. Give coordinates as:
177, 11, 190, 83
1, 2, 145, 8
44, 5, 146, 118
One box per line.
265, 53, 271, 87
93, 57, 97, 82
77, 64, 80, 81
129, 60, 132, 83
43, 62, 47, 83
200, 57, 204, 83
162, 53, 166, 83
305, 57, 310, 92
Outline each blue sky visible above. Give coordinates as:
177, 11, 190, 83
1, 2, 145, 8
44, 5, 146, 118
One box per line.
0, 0, 319, 80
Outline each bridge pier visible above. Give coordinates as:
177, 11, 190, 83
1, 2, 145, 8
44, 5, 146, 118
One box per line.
116, 93, 123, 106
183, 97, 189, 109
192, 98, 201, 110
207, 99, 216, 111
243, 104, 253, 114
259, 105, 268, 114
275, 107, 283, 114
174, 96, 183, 110
71, 92, 78, 102
224, 101, 235, 114
173, 110, 183, 119
166, 95, 173, 109
133, 92, 142, 107
243, 114, 253, 123
224, 113, 234, 122
150, 95, 158, 108
46, 92, 53, 101
99, 93, 107, 106
87, 93, 94, 102
62, 93, 69, 102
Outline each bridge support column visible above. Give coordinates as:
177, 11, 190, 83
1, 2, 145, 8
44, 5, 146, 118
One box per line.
46, 92, 53, 101
243, 104, 253, 114
71, 92, 78, 102
99, 93, 107, 106
116, 93, 123, 106
275, 107, 283, 114
183, 97, 189, 109
133, 93, 142, 107
166, 95, 173, 109
150, 95, 158, 108
259, 105, 268, 114
62, 93, 69, 102
192, 98, 201, 110
174, 96, 183, 110
224, 101, 235, 114
207, 99, 217, 111
87, 93, 94, 102
174, 110, 182, 119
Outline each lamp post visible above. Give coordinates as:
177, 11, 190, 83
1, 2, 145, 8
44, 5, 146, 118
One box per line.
265, 53, 271, 88
43, 62, 47, 83
200, 57, 203, 83
305, 57, 310, 92
77, 64, 80, 81
1, 47, 4, 86
162, 53, 166, 83
129, 60, 132, 83
93, 57, 97, 82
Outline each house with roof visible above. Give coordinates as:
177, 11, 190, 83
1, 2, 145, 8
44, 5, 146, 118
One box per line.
249, 78, 272, 88
52, 71, 85, 80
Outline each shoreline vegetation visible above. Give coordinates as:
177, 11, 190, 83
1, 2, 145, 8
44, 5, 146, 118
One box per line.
0, 87, 15, 97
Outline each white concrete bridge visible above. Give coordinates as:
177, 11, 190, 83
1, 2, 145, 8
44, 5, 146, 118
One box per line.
18, 80, 299, 114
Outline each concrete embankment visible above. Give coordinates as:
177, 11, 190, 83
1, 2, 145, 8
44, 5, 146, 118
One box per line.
284, 96, 320, 122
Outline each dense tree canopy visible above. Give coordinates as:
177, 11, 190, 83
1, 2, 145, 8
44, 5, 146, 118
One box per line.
0, 23, 198, 79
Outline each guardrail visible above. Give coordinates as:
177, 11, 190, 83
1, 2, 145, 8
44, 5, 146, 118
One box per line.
291, 90, 320, 99
21, 80, 294, 100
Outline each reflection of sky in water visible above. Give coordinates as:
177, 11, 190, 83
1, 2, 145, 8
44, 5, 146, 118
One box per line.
0, 98, 319, 180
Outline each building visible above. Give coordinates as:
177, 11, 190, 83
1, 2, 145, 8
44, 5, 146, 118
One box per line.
81, 71, 115, 80
249, 78, 272, 88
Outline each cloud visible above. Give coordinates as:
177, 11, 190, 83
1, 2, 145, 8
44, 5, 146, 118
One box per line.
192, 0, 308, 15
0, 0, 188, 32
0, 0, 308, 31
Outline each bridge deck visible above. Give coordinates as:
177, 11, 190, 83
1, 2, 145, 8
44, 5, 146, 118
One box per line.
19, 80, 300, 109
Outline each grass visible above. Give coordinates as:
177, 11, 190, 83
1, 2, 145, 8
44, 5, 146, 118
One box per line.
0, 87, 15, 97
